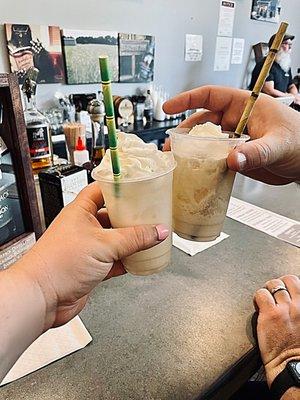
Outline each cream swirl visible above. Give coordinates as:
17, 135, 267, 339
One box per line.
189, 122, 229, 138
92, 132, 175, 181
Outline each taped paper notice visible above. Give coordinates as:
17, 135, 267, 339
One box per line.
218, 0, 236, 37
227, 197, 300, 247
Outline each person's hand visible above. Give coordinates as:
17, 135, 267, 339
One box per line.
293, 93, 300, 106
254, 275, 300, 388
163, 86, 300, 185
16, 182, 169, 331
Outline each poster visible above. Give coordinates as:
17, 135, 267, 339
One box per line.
231, 38, 245, 64
250, 0, 281, 24
4, 24, 64, 84
62, 29, 119, 84
217, 1, 236, 37
214, 36, 232, 71
119, 33, 155, 83
185, 34, 203, 62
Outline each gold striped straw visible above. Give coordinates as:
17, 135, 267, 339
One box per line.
99, 56, 121, 182
235, 21, 288, 136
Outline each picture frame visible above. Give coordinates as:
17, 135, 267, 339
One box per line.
250, 0, 281, 24
0, 73, 42, 269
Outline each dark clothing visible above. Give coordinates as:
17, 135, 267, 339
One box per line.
249, 57, 293, 93
230, 382, 272, 400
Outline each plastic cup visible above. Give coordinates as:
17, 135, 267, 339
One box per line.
93, 157, 176, 276
169, 128, 249, 242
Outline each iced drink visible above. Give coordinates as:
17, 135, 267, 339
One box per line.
92, 132, 176, 276
169, 123, 249, 242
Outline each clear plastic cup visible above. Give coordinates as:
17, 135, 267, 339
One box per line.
93, 158, 176, 276
169, 127, 249, 242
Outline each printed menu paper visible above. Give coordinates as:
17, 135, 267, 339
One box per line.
185, 34, 203, 62
214, 36, 232, 71
217, 0, 236, 37
227, 197, 300, 248
1, 316, 92, 386
231, 38, 245, 64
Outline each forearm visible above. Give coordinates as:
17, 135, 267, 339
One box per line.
0, 255, 46, 382
288, 84, 298, 96
265, 87, 292, 97
281, 388, 300, 399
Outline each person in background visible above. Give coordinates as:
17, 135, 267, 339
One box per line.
249, 34, 300, 108
1, 86, 300, 399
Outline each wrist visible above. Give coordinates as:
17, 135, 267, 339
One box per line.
0, 264, 47, 381
14, 248, 58, 331
265, 353, 300, 387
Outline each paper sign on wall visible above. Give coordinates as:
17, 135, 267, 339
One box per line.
185, 34, 203, 61
217, 0, 236, 37
231, 38, 245, 64
214, 36, 232, 71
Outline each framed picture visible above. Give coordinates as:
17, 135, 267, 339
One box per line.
119, 33, 155, 83
62, 29, 119, 84
250, 0, 281, 24
4, 24, 64, 84
0, 73, 42, 269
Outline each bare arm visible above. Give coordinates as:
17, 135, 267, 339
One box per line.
0, 183, 168, 381
262, 81, 294, 98
288, 83, 299, 95
0, 255, 45, 382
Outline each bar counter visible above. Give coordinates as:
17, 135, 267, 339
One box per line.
2, 175, 300, 400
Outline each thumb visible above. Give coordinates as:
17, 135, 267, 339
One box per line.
108, 224, 169, 260
227, 135, 280, 172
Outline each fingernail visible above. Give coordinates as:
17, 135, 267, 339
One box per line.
155, 224, 169, 241
236, 152, 247, 171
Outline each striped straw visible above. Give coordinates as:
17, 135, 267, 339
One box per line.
235, 22, 288, 136
99, 56, 121, 181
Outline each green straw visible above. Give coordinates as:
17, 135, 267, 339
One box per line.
99, 56, 121, 183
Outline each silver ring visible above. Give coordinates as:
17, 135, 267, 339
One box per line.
270, 285, 288, 296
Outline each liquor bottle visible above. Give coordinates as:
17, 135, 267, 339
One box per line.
87, 97, 106, 167
22, 67, 52, 170
144, 90, 154, 123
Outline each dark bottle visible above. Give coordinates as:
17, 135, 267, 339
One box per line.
87, 97, 106, 167
22, 67, 52, 170
144, 90, 154, 123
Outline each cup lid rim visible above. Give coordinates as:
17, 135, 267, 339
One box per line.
167, 128, 250, 142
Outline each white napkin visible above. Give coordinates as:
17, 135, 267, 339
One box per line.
1, 316, 92, 386
172, 232, 229, 256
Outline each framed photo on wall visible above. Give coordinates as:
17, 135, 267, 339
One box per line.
62, 29, 119, 84
250, 0, 281, 24
119, 33, 155, 83
4, 24, 64, 84
0, 73, 42, 269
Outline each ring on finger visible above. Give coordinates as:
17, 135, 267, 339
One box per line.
270, 285, 288, 296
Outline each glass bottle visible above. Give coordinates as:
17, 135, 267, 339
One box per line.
144, 89, 154, 123
22, 68, 52, 170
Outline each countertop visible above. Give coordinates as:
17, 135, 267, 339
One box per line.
2, 175, 300, 400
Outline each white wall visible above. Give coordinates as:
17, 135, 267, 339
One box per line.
0, 0, 299, 109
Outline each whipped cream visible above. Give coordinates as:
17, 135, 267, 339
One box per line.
189, 122, 229, 138
92, 132, 175, 181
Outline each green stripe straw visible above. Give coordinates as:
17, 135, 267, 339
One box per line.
99, 56, 121, 184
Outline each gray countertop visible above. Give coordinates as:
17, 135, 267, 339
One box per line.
2, 176, 300, 400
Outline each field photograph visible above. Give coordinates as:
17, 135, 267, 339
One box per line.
62, 29, 119, 84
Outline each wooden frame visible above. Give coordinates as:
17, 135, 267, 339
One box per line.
0, 73, 42, 255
